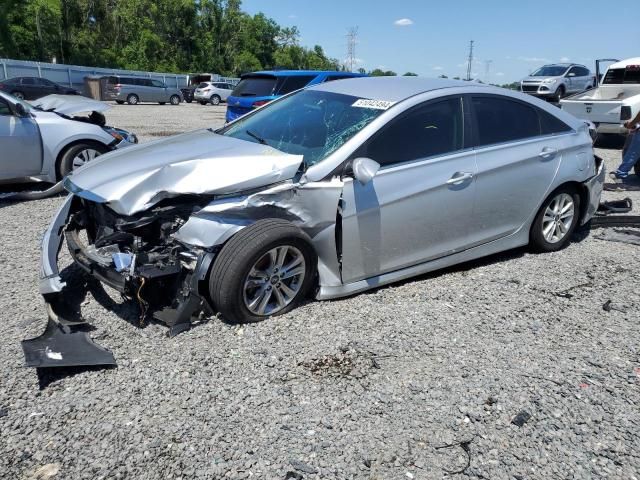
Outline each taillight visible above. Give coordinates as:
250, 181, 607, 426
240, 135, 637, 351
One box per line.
252, 100, 269, 108
621, 106, 632, 121
113, 84, 121, 91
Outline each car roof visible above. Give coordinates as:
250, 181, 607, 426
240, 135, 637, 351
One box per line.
609, 57, 640, 69
242, 70, 366, 78
308, 76, 485, 102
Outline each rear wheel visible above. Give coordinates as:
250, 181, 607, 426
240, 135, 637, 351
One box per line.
170, 95, 180, 105
209, 219, 317, 323
530, 186, 581, 252
126, 94, 139, 105
210, 94, 221, 105
553, 86, 565, 102
11, 91, 25, 100
57, 142, 109, 179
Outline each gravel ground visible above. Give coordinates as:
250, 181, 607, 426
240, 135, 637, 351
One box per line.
1, 102, 639, 480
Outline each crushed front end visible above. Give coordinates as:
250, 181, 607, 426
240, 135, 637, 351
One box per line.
24, 194, 215, 368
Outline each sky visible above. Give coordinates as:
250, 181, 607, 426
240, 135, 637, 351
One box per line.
242, 0, 640, 84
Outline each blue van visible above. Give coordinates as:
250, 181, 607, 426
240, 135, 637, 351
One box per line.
225, 70, 367, 122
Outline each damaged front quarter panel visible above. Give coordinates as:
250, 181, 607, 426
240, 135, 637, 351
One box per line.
174, 178, 345, 288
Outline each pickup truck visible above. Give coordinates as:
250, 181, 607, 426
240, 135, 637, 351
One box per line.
560, 58, 640, 136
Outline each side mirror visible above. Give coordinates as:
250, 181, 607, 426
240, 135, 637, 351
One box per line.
352, 157, 380, 185
14, 103, 29, 117
567, 72, 576, 77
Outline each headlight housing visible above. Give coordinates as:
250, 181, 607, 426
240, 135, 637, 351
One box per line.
543, 78, 557, 84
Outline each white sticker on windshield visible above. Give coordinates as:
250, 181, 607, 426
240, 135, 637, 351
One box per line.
352, 99, 396, 110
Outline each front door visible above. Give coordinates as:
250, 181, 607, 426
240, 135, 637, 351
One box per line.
339, 96, 477, 284
0, 97, 42, 179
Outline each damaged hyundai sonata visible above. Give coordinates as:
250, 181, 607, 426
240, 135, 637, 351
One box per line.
24, 77, 604, 367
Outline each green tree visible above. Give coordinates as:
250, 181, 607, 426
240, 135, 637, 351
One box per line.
403, 72, 418, 76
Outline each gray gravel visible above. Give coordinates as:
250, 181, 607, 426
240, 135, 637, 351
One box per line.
1, 102, 640, 479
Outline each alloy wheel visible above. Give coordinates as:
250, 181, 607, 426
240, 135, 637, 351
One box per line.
13, 92, 25, 100
242, 245, 306, 316
542, 193, 575, 243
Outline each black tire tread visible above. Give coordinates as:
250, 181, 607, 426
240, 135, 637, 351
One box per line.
209, 219, 316, 323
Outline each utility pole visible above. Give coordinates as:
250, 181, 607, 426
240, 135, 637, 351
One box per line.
484, 60, 493, 84
466, 40, 474, 81
346, 27, 358, 72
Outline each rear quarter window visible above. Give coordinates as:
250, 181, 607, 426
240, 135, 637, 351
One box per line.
539, 109, 573, 135
276, 75, 316, 95
472, 96, 541, 147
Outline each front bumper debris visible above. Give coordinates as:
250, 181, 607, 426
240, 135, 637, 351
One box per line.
21, 302, 116, 368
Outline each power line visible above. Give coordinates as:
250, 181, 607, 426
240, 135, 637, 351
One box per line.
346, 27, 358, 72
466, 40, 474, 81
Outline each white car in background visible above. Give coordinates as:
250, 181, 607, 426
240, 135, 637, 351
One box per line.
0, 92, 137, 188
521, 64, 595, 102
193, 81, 234, 105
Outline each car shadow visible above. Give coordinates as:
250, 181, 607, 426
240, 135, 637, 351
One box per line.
595, 134, 626, 150
35, 365, 116, 390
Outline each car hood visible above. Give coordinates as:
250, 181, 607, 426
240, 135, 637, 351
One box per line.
522, 76, 560, 82
65, 129, 304, 216
31, 94, 110, 115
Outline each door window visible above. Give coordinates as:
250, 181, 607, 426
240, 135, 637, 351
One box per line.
472, 96, 540, 147
539, 109, 572, 135
0, 98, 11, 115
21, 78, 36, 85
151, 80, 164, 88
566, 67, 579, 76
362, 97, 464, 167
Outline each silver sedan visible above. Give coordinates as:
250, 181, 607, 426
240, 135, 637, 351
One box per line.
0, 92, 137, 187
30, 77, 604, 366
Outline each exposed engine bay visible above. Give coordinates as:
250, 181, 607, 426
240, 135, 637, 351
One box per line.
65, 196, 215, 333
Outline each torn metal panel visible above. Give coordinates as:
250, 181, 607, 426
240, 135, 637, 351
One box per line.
40, 194, 74, 295
174, 179, 345, 287
65, 130, 304, 216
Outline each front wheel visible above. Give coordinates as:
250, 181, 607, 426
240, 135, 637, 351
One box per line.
210, 94, 221, 105
57, 142, 108, 179
11, 91, 25, 100
209, 219, 317, 323
553, 86, 565, 102
530, 186, 581, 252
170, 95, 180, 105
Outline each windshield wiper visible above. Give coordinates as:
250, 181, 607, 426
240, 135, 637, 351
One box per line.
246, 129, 270, 146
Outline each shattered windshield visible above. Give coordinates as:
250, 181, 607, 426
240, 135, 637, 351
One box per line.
220, 90, 385, 167
531, 66, 568, 77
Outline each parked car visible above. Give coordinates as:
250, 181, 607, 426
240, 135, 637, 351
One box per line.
105, 76, 182, 105
194, 81, 234, 105
30, 77, 604, 367
0, 76, 80, 100
0, 91, 137, 185
561, 57, 640, 137
225, 70, 367, 122
520, 64, 595, 102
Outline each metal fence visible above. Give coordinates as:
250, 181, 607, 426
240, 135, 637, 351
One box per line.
0, 58, 239, 91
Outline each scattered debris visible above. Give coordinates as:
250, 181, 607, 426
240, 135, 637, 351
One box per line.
597, 198, 633, 215
30, 463, 61, 479
522, 373, 564, 386
289, 460, 317, 475
435, 437, 474, 475
511, 410, 532, 427
554, 282, 593, 299
0, 406, 8, 418
284, 472, 304, 480
299, 346, 380, 379
595, 229, 640, 246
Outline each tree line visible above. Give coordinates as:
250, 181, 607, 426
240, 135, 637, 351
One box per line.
0, 0, 344, 75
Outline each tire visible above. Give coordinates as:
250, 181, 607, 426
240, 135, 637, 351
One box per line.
634, 161, 640, 178
57, 142, 109, 179
11, 91, 25, 100
209, 219, 317, 324
126, 94, 139, 105
530, 186, 581, 253
116, 100, 125, 105
553, 86, 565, 103
210, 94, 221, 106
186, 99, 192, 103
199, 101, 208, 106
170, 95, 180, 105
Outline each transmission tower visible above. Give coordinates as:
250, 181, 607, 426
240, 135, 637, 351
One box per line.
466, 40, 474, 81
346, 27, 359, 72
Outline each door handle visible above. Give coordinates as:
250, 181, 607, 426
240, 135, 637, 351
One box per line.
539, 147, 558, 159
446, 171, 474, 185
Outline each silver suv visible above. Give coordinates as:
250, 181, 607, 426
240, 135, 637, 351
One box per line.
106, 76, 183, 105
193, 81, 234, 105
520, 64, 595, 102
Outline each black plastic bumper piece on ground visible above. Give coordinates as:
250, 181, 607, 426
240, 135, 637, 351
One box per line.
21, 315, 116, 368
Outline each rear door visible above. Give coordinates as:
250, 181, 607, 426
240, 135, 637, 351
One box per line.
565, 67, 580, 92
151, 79, 166, 102
468, 95, 568, 245
340, 96, 477, 283
0, 97, 42, 179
